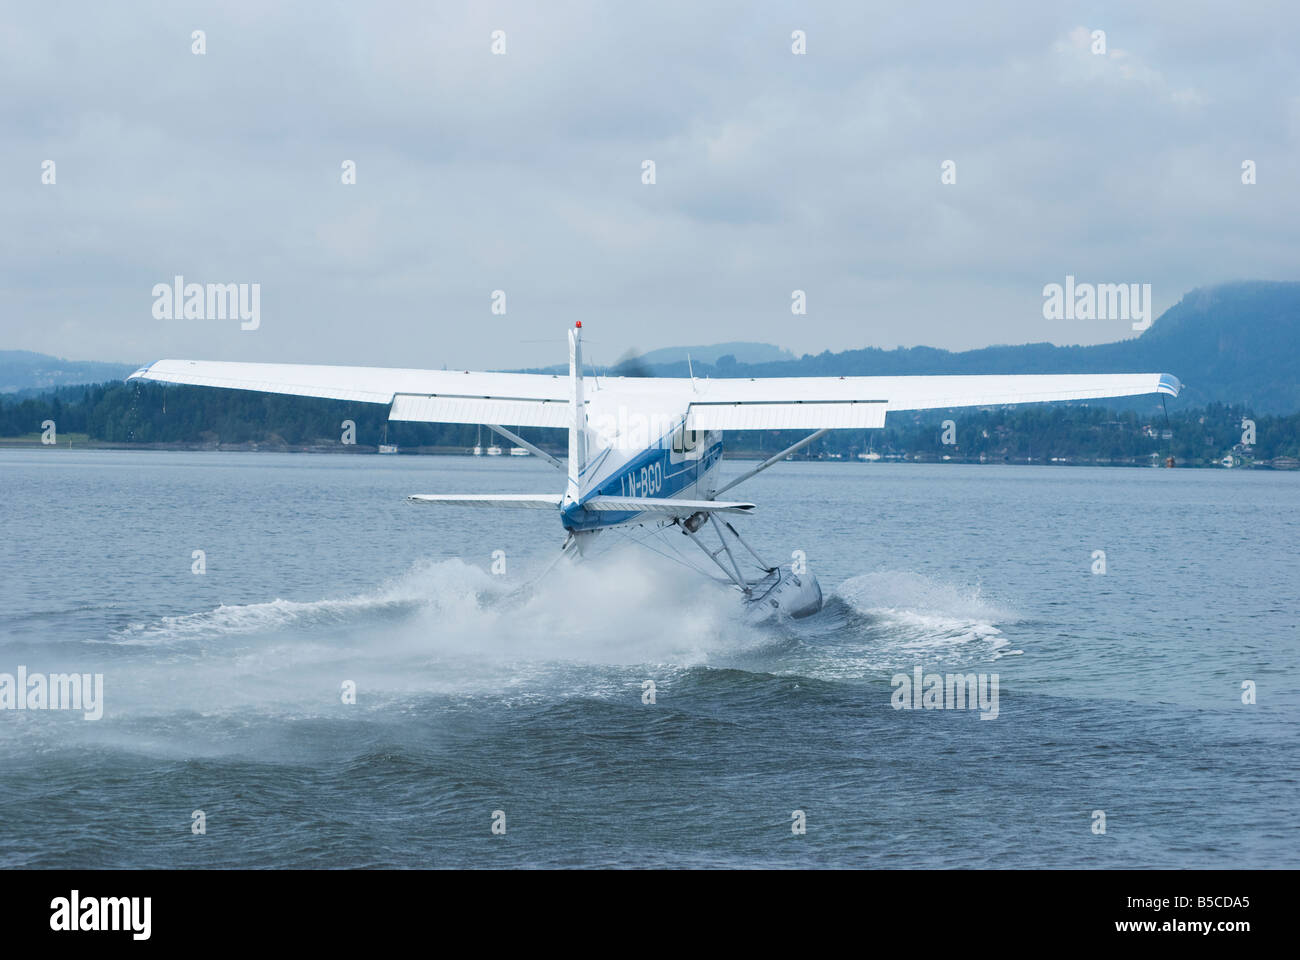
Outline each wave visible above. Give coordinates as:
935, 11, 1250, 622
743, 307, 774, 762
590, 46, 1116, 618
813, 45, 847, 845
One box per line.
75, 557, 1023, 726
831, 570, 1023, 665
102, 550, 755, 661
753, 570, 1024, 682
103, 557, 499, 647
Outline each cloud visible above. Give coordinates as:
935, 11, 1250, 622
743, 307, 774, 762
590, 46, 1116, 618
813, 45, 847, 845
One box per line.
1, 1, 1296, 368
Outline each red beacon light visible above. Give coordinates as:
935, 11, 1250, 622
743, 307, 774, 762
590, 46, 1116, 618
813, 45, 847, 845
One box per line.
575, 321, 582, 328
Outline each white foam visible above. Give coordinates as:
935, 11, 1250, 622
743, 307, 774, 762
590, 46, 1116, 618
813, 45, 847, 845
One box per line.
837, 570, 1018, 624
84, 559, 1023, 729
790, 570, 1026, 678
105, 556, 499, 646
79, 548, 766, 727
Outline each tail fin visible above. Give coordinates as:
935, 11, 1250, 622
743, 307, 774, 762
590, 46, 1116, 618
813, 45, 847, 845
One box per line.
565, 323, 586, 506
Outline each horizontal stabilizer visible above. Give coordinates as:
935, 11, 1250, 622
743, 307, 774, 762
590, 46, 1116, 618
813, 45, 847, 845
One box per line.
407, 494, 562, 509
582, 497, 755, 516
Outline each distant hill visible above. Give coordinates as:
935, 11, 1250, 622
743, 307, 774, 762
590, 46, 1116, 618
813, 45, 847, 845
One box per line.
617, 282, 1300, 413
530, 341, 796, 376
0, 351, 137, 394
629, 341, 795, 366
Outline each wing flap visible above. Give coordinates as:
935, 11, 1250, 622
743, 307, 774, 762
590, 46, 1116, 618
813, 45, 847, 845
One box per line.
390, 394, 570, 428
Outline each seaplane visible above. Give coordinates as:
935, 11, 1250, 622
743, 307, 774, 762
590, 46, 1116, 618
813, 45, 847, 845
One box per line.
129, 324, 1181, 620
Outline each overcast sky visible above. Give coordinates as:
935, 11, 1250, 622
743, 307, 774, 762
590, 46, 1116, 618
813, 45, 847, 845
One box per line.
2, 1, 1297, 371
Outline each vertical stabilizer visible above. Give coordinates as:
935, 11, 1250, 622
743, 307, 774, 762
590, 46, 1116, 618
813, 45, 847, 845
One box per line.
565, 323, 586, 505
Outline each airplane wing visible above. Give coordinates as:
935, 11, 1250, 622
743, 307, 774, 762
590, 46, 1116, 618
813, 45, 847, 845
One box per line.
682, 373, 1182, 430
130, 359, 1181, 432
129, 359, 571, 427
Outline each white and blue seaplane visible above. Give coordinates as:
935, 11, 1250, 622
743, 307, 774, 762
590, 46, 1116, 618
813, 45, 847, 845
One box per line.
129, 324, 1180, 620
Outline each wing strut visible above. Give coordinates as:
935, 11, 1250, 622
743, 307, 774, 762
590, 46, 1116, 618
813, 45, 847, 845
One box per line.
486, 423, 565, 472
712, 428, 830, 499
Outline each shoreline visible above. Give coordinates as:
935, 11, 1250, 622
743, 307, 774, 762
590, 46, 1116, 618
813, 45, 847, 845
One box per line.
1, 437, 1292, 469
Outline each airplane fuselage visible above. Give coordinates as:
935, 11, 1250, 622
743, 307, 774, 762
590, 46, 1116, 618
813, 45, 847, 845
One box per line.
561, 421, 724, 531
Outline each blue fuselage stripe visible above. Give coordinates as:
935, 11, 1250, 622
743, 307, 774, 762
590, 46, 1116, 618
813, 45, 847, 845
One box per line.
561, 439, 723, 531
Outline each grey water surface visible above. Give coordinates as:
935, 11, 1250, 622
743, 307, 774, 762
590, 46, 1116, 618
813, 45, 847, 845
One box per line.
1, 449, 1295, 867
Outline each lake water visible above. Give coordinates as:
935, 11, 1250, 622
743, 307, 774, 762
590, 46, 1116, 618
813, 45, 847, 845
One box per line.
1, 449, 1295, 867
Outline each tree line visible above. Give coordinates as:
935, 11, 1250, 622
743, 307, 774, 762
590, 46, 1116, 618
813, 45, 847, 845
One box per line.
2, 382, 1298, 463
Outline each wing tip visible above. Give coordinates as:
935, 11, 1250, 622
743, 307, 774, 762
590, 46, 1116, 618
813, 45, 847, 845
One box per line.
1157, 373, 1182, 397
